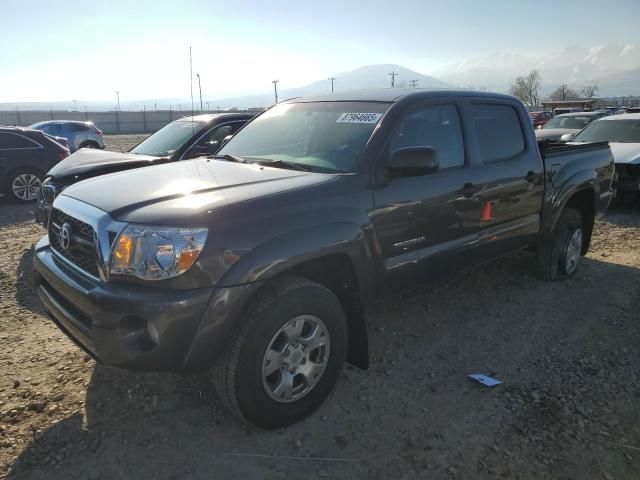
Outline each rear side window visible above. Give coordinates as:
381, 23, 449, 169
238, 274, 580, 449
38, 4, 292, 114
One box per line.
469, 104, 525, 164
0, 132, 39, 149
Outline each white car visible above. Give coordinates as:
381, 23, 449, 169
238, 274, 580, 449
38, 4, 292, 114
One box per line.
569, 113, 640, 201
534, 112, 607, 142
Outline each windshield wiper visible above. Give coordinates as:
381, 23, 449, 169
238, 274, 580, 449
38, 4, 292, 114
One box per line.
210, 154, 248, 163
254, 159, 313, 172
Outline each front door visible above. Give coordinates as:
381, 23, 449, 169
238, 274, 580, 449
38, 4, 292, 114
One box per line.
372, 101, 482, 297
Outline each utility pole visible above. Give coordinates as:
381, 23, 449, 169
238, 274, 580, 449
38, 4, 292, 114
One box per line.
388, 71, 398, 88
409, 79, 419, 88
328, 77, 336, 93
206, 101, 211, 110
560, 84, 568, 101
115, 90, 120, 111
272, 79, 280, 104
72, 99, 77, 111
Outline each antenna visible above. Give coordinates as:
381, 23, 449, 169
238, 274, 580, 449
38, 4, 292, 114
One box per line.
196, 73, 203, 111
272, 80, 280, 104
388, 71, 398, 88
328, 77, 336, 93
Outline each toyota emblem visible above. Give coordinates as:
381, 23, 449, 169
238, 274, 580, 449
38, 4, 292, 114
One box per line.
59, 223, 72, 251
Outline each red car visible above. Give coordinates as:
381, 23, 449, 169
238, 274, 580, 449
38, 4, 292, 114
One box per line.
529, 111, 554, 129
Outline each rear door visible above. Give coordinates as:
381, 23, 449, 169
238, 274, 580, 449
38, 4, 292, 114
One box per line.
372, 100, 485, 296
0, 131, 45, 194
460, 100, 544, 259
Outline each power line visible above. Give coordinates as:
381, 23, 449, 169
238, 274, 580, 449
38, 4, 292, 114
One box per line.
388, 71, 398, 88
272, 79, 280, 104
328, 77, 336, 93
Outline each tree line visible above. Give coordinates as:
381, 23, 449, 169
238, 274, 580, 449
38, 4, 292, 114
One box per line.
509, 70, 599, 106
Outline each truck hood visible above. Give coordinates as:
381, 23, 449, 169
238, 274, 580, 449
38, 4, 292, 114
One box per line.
608, 143, 640, 165
60, 158, 337, 224
47, 148, 165, 181
568, 142, 640, 165
535, 128, 579, 141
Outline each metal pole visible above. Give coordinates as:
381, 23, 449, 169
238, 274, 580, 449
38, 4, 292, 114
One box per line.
115, 90, 120, 111
143, 105, 147, 133
328, 77, 335, 93
272, 80, 279, 104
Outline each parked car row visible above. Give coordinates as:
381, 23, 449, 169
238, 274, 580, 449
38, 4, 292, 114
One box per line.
31, 89, 616, 429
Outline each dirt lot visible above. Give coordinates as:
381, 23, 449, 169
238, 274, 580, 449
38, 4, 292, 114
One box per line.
0, 136, 639, 479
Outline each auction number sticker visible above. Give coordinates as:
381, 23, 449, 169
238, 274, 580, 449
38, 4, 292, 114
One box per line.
336, 112, 383, 124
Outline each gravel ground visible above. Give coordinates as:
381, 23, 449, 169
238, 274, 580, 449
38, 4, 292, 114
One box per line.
0, 136, 639, 479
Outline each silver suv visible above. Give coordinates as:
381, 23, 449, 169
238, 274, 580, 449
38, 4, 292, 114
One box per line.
29, 121, 104, 152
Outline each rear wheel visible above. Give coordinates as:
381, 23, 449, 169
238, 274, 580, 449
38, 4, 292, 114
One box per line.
8, 169, 42, 203
537, 208, 584, 281
212, 276, 348, 429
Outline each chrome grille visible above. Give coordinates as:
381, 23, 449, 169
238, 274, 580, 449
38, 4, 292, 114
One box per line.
49, 208, 100, 278
41, 185, 57, 205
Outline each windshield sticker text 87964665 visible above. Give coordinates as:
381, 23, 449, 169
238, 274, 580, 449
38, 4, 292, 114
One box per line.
336, 113, 383, 124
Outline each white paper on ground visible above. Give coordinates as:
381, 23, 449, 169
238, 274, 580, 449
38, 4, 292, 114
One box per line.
468, 374, 502, 387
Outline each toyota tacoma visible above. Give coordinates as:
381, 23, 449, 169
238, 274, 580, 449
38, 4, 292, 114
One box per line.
33, 90, 614, 429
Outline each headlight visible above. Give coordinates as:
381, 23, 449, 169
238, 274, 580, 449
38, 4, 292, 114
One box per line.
110, 225, 208, 280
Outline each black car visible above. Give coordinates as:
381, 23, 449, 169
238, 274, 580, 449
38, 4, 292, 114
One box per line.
0, 127, 70, 202
34, 90, 613, 428
36, 113, 256, 224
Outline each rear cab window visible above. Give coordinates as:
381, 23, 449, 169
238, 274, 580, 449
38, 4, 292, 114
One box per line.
469, 104, 525, 164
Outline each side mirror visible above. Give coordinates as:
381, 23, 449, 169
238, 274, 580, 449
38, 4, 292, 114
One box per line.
221, 134, 233, 147
388, 147, 439, 177
560, 133, 575, 142
184, 141, 219, 159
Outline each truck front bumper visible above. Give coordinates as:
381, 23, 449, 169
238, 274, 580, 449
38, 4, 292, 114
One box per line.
33, 235, 234, 371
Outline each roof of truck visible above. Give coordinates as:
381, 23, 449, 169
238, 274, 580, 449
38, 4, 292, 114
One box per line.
284, 88, 516, 103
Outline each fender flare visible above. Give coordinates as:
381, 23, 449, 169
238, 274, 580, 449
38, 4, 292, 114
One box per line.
542, 169, 597, 236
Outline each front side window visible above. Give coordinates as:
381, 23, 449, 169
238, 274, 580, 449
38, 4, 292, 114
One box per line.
130, 120, 207, 157
470, 104, 525, 163
218, 102, 390, 173
572, 120, 640, 143
389, 104, 465, 169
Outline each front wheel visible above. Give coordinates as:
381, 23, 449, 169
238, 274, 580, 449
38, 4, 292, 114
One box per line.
537, 208, 584, 281
212, 276, 348, 429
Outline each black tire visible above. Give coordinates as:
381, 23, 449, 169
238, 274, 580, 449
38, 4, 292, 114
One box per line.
79, 141, 99, 149
537, 208, 584, 281
7, 169, 43, 203
212, 276, 348, 429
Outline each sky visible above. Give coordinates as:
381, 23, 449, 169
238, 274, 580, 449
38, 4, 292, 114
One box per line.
1, 0, 639, 105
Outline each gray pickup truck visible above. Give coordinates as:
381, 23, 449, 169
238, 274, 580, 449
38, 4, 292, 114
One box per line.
33, 90, 614, 429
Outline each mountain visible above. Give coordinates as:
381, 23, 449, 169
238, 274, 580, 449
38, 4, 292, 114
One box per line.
210, 64, 449, 109
433, 43, 640, 95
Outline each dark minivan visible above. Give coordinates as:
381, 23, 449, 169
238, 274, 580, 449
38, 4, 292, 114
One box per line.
0, 127, 69, 202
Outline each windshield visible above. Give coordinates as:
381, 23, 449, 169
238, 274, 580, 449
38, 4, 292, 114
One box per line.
217, 101, 390, 173
572, 119, 640, 143
543, 115, 596, 130
130, 120, 206, 156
